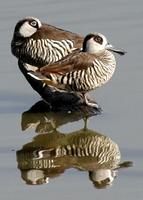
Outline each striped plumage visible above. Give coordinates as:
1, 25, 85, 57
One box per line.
16, 129, 121, 186
11, 17, 83, 67
20, 38, 75, 66
54, 131, 121, 166
28, 33, 126, 107
17, 129, 121, 169
45, 50, 116, 92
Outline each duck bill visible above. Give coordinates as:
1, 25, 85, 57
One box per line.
106, 44, 126, 55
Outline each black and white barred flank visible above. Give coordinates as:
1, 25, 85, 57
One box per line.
52, 52, 116, 92
55, 134, 120, 165
11, 17, 83, 66
18, 38, 76, 66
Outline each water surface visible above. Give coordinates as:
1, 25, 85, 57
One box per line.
0, 0, 143, 200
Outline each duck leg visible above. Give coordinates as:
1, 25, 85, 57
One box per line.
82, 93, 102, 112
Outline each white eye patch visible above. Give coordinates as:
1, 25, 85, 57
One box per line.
19, 21, 37, 38
86, 34, 108, 54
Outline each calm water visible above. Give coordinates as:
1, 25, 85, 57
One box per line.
0, 0, 143, 199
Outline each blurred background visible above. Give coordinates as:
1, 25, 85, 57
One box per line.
0, 0, 142, 200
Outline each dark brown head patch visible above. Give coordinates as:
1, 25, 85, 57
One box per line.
82, 33, 103, 51
94, 35, 103, 44
28, 19, 39, 29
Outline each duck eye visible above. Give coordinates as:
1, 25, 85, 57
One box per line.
30, 20, 37, 27
94, 36, 103, 44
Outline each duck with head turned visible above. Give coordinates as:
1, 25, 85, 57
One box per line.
28, 32, 126, 107
11, 17, 83, 67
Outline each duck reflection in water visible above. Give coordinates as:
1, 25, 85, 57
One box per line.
21, 100, 99, 133
17, 101, 132, 188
